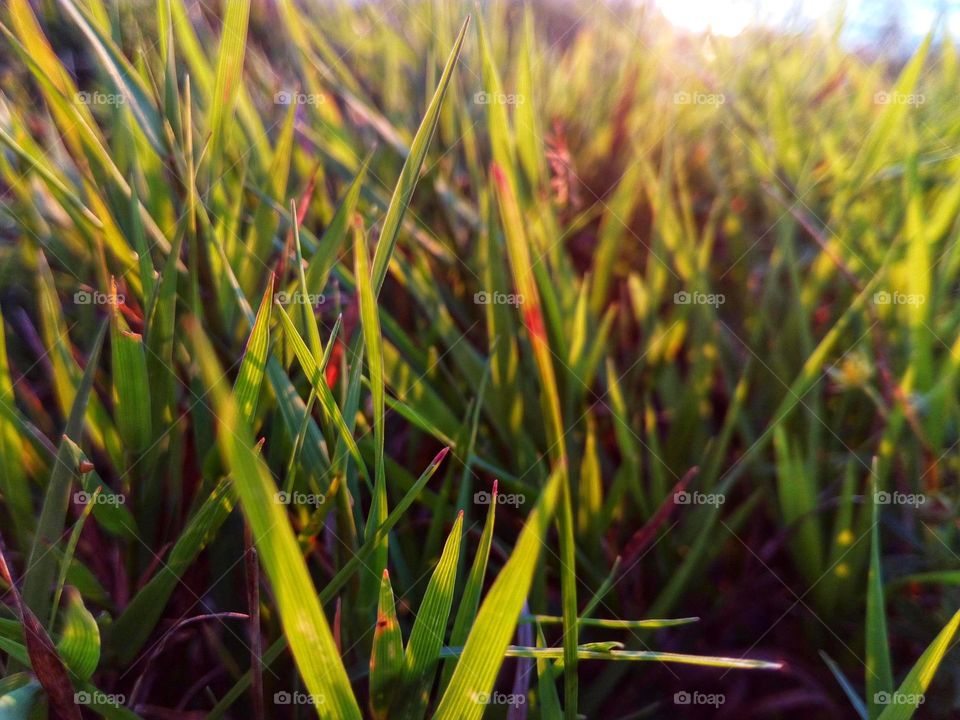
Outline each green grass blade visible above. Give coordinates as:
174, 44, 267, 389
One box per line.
371, 16, 469, 295
876, 609, 960, 720
395, 511, 463, 719
189, 320, 362, 720
370, 569, 403, 720
434, 468, 562, 720
439, 481, 497, 692
55, 588, 100, 681
867, 474, 894, 719
22, 320, 108, 625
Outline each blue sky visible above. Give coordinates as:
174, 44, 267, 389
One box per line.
655, 0, 955, 50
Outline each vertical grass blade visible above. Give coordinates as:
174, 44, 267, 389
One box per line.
189, 321, 362, 719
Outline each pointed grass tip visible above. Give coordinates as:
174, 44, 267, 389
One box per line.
432, 447, 450, 466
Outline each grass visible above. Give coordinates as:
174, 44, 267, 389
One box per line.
0, 0, 958, 717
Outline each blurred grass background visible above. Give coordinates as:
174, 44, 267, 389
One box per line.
0, 0, 960, 717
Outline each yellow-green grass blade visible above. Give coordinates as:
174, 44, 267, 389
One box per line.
491, 159, 578, 716
207, 447, 450, 719
439, 480, 497, 693
55, 0, 166, 155
305, 152, 373, 296
48, 487, 98, 628
55, 588, 99, 681
522, 616, 699, 630
0, 311, 31, 551
394, 511, 463, 719
440, 646, 782, 669
370, 570, 403, 720
274, 303, 366, 475
206, 0, 251, 174
355, 219, 390, 628
22, 319, 108, 626
876, 609, 960, 720
434, 468, 562, 720
371, 16, 469, 296
189, 321, 362, 720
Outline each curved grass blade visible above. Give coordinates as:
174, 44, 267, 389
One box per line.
207, 447, 450, 718
439, 480, 497, 693
189, 321, 362, 720
55, 588, 100, 681
434, 468, 562, 720
371, 16, 469, 295
394, 511, 463, 719
877, 609, 960, 720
